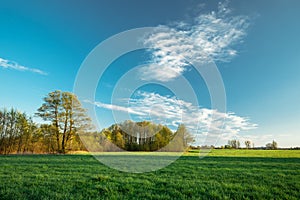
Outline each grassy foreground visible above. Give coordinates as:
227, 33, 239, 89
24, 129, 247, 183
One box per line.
0, 150, 299, 199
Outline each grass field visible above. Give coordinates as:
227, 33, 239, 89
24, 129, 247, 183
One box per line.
0, 150, 299, 199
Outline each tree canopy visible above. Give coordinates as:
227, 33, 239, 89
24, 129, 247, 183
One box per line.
36, 90, 91, 153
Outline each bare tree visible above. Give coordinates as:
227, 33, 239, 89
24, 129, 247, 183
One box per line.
245, 140, 251, 149
228, 139, 240, 149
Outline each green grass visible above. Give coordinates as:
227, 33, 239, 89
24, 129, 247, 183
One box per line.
0, 150, 299, 199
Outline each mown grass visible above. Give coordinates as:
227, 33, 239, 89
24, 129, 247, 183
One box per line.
0, 150, 299, 199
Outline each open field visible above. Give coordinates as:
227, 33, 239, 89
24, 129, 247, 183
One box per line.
0, 150, 299, 199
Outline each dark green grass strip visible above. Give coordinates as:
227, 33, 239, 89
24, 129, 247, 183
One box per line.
0, 153, 299, 199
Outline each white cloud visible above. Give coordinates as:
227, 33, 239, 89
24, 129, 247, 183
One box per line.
140, 1, 249, 82
90, 91, 257, 145
0, 57, 47, 75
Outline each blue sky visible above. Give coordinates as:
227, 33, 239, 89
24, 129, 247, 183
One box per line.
0, 0, 300, 147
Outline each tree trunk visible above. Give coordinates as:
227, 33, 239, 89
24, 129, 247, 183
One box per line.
54, 107, 60, 152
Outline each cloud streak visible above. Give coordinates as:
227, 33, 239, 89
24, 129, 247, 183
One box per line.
89, 91, 257, 145
140, 1, 249, 82
0, 57, 47, 75
86, 100, 146, 116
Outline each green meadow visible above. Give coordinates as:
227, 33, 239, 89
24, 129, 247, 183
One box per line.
0, 150, 299, 200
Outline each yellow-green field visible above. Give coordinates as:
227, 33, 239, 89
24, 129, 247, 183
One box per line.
0, 150, 299, 199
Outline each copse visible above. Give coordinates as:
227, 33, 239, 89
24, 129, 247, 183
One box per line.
227, 139, 240, 149
93, 121, 194, 152
0, 108, 40, 154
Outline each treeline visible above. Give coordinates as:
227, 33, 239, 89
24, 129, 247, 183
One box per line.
82, 120, 194, 152
0, 90, 195, 154
0, 108, 86, 155
0, 91, 90, 154
220, 139, 278, 149
191, 139, 281, 150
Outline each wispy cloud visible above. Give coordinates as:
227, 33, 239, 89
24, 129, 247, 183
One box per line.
140, 1, 249, 82
89, 91, 257, 145
84, 100, 145, 116
0, 57, 47, 75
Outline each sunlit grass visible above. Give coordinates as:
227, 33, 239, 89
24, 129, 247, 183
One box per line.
191, 149, 300, 158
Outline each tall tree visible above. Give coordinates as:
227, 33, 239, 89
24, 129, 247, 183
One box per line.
36, 90, 91, 153
170, 124, 194, 151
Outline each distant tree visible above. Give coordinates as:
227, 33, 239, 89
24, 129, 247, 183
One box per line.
171, 124, 194, 151
36, 90, 91, 153
266, 143, 272, 149
272, 140, 278, 149
228, 139, 240, 149
266, 140, 278, 150
245, 140, 251, 149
